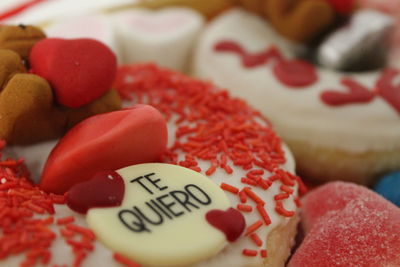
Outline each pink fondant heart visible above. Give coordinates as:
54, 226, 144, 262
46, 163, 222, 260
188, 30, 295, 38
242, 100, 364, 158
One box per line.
288, 182, 400, 267
30, 38, 117, 108
320, 78, 376, 106
67, 170, 125, 214
39, 104, 167, 194
376, 68, 400, 114
206, 208, 246, 242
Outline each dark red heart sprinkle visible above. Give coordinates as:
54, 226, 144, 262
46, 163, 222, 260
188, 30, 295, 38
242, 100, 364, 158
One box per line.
67, 170, 125, 214
205, 208, 246, 242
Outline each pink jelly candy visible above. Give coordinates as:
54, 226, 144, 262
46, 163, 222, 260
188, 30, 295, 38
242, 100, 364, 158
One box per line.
289, 182, 400, 267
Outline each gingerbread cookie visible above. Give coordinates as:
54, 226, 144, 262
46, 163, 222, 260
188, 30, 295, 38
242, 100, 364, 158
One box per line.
0, 49, 26, 89
0, 24, 46, 59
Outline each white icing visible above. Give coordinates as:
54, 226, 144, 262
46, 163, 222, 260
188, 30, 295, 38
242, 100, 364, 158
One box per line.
193, 8, 400, 153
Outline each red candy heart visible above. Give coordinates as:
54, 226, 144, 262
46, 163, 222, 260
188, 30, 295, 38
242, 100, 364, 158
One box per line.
206, 208, 246, 242
376, 68, 400, 114
67, 170, 125, 214
30, 38, 117, 108
320, 78, 376, 106
288, 182, 400, 267
273, 59, 318, 87
39, 104, 167, 194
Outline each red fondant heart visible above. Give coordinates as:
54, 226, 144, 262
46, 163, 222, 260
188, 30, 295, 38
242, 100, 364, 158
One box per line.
30, 38, 117, 108
376, 68, 400, 114
320, 78, 376, 106
67, 170, 125, 214
206, 208, 246, 242
39, 104, 167, 194
273, 59, 318, 87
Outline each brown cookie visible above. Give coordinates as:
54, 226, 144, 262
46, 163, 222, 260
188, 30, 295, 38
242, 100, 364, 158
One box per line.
63, 89, 122, 129
0, 25, 46, 59
263, 0, 335, 43
0, 49, 26, 90
0, 73, 66, 145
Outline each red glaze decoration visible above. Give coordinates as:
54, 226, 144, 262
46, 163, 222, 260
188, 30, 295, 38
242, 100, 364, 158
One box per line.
325, 0, 355, 15
39, 104, 168, 194
288, 182, 400, 267
29, 38, 117, 108
214, 40, 283, 68
273, 60, 318, 87
206, 208, 246, 242
321, 78, 376, 106
67, 170, 125, 214
376, 68, 400, 114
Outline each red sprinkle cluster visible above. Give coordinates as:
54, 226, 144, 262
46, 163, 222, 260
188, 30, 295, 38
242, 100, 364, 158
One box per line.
0, 140, 99, 267
114, 63, 306, 260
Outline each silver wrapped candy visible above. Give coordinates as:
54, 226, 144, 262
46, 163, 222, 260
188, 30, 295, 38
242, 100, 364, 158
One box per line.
317, 9, 395, 71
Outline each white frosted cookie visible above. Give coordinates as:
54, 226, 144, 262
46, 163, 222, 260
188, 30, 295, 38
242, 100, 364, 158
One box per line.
193, 8, 400, 184
1, 64, 303, 267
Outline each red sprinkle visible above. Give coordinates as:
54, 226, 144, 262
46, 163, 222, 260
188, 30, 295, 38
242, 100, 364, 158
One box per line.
237, 204, 253, 212
242, 249, 258, 257
220, 183, 239, 194
113, 253, 142, 267
56, 216, 75, 225
245, 220, 263, 236
275, 201, 296, 217
256, 204, 272, 225
260, 249, 268, 258
244, 187, 265, 205
250, 233, 263, 247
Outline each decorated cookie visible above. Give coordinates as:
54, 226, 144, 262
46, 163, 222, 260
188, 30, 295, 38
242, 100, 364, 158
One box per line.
289, 182, 400, 266
0, 24, 46, 59
373, 171, 400, 207
30, 38, 117, 108
40, 105, 168, 194
194, 8, 400, 184
114, 8, 204, 71
67, 163, 244, 266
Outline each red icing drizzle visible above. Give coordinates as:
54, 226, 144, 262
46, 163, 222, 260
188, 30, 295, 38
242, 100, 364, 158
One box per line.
215, 41, 283, 67
376, 68, 400, 113
214, 40, 400, 114
273, 60, 318, 87
320, 78, 376, 106
206, 208, 246, 242
67, 170, 125, 214
214, 40, 317, 87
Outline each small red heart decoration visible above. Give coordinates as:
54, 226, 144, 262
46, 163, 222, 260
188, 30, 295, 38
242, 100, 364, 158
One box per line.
273, 59, 318, 87
39, 104, 167, 194
376, 68, 400, 114
206, 208, 246, 242
67, 170, 125, 214
30, 38, 117, 108
320, 78, 376, 106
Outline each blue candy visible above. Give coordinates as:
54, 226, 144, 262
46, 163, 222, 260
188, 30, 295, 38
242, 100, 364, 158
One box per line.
373, 171, 400, 207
